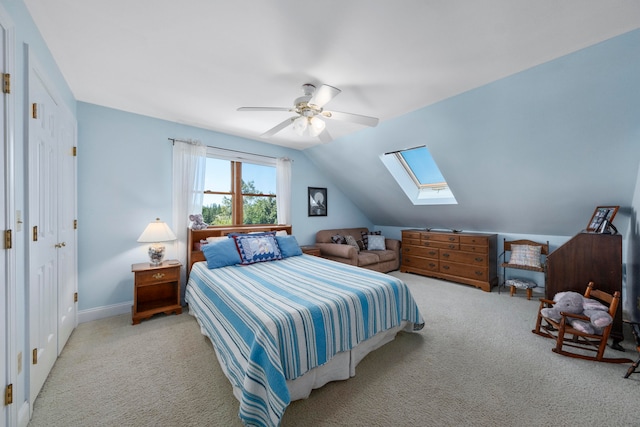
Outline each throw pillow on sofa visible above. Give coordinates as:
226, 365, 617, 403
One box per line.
361, 231, 382, 249
344, 235, 360, 253
367, 235, 386, 251
331, 234, 346, 244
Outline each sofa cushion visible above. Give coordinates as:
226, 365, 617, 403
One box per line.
369, 249, 397, 263
361, 230, 382, 249
357, 251, 380, 266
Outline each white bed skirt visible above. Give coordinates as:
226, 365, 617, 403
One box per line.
193, 313, 409, 403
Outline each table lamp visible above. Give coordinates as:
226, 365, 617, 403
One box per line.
137, 218, 177, 266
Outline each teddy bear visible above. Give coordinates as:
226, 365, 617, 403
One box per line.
189, 213, 208, 230
540, 291, 613, 334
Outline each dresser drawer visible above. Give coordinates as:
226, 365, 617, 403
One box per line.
424, 233, 459, 243
459, 235, 489, 246
403, 238, 422, 246
135, 268, 179, 286
440, 250, 488, 266
403, 245, 438, 258
459, 244, 488, 254
402, 256, 438, 271
440, 262, 488, 281
423, 240, 459, 250
402, 231, 422, 240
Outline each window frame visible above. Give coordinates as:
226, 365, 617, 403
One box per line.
204, 147, 277, 225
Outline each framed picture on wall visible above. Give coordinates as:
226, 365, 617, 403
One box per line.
308, 187, 327, 217
586, 206, 619, 232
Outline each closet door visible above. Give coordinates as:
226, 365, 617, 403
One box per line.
27, 60, 59, 407
56, 109, 77, 351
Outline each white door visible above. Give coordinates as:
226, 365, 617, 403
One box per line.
56, 109, 77, 352
0, 19, 7, 426
28, 63, 59, 406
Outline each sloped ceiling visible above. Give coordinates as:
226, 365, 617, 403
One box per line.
307, 29, 640, 236
24, 0, 640, 150
24, 1, 640, 236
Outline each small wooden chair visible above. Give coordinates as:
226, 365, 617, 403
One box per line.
532, 282, 633, 364
500, 239, 549, 299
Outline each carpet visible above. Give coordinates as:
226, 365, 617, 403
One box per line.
29, 272, 639, 426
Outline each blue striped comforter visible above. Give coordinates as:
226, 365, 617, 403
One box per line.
185, 255, 424, 427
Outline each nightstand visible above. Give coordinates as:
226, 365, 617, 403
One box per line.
300, 245, 321, 257
131, 260, 182, 325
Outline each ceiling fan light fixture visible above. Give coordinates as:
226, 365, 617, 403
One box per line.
292, 116, 308, 135
308, 116, 326, 137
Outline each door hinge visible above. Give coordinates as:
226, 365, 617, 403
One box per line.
32, 103, 37, 119
32, 225, 38, 242
32, 348, 38, 365
73, 146, 77, 157
4, 384, 12, 406
74, 292, 78, 303
2, 73, 10, 94
4, 229, 11, 249
74, 219, 78, 230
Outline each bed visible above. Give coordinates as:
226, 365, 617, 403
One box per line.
185, 226, 425, 427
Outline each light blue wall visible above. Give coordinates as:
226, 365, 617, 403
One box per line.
77, 102, 372, 311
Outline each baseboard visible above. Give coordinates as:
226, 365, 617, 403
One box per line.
18, 401, 29, 427
78, 301, 132, 323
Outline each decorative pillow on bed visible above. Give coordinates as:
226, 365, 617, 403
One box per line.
508, 244, 542, 268
344, 235, 360, 253
360, 230, 382, 249
367, 235, 386, 251
276, 235, 303, 258
233, 234, 282, 264
331, 234, 346, 244
275, 230, 288, 236
202, 238, 242, 269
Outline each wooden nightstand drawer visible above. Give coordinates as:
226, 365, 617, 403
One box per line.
135, 268, 180, 286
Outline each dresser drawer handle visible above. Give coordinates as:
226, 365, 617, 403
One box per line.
429, 251, 437, 256
448, 237, 455, 242
429, 263, 436, 268
475, 257, 484, 262
442, 265, 450, 270
475, 271, 483, 276
152, 273, 165, 280
442, 253, 450, 258
448, 244, 456, 249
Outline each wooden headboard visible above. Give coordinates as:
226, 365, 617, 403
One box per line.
187, 224, 293, 274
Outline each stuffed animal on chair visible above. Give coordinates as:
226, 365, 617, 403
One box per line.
189, 213, 208, 230
541, 291, 613, 334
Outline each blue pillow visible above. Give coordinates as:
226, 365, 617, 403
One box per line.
202, 238, 241, 269
276, 235, 303, 258
233, 234, 282, 265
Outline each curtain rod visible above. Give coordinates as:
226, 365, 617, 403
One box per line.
168, 138, 286, 161
384, 145, 426, 156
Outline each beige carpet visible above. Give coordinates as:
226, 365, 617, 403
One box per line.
29, 273, 639, 426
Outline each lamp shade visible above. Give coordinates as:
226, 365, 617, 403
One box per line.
137, 218, 177, 243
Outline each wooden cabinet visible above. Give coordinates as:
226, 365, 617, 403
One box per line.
131, 260, 183, 325
546, 232, 623, 345
401, 230, 497, 292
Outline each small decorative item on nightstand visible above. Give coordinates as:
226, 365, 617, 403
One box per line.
131, 260, 182, 325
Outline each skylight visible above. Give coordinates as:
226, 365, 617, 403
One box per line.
380, 145, 457, 205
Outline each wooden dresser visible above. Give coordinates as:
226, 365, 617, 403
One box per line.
401, 229, 497, 292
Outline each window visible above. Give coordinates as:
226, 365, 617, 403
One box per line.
380, 145, 457, 205
202, 148, 277, 225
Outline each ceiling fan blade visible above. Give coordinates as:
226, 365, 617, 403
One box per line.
260, 116, 297, 138
238, 107, 293, 112
317, 128, 333, 143
309, 84, 341, 108
321, 110, 379, 127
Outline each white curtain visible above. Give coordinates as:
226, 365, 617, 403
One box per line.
276, 157, 292, 224
172, 139, 207, 298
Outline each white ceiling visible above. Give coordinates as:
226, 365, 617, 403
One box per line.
25, 0, 640, 150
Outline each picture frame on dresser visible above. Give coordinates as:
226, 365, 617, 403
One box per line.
586, 206, 619, 232
308, 187, 327, 217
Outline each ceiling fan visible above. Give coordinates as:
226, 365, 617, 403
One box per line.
237, 83, 379, 143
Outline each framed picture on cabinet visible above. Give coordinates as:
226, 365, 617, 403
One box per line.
308, 187, 327, 217
586, 206, 619, 232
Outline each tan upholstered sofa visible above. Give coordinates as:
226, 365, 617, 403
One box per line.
315, 227, 401, 273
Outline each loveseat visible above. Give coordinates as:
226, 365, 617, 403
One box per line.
315, 227, 401, 273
